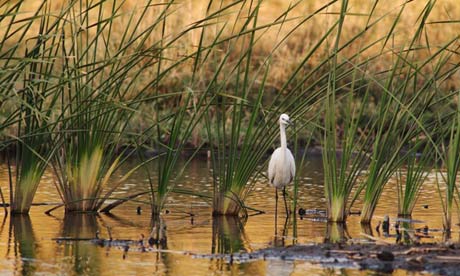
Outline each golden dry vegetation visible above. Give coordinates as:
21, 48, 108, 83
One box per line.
5, 0, 460, 93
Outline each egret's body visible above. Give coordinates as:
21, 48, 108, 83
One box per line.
268, 148, 295, 189
268, 114, 295, 221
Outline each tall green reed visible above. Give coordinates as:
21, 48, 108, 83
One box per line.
349, 0, 459, 223
321, 0, 374, 223
1, 1, 69, 213
355, 41, 460, 223
50, 0, 181, 212
43, 0, 266, 215
323, 83, 371, 222
147, 91, 211, 216
396, 138, 432, 217
202, 0, 276, 216
356, 70, 432, 223
136, 0, 272, 216
318, 0, 423, 223
202, 0, 332, 216
437, 94, 460, 231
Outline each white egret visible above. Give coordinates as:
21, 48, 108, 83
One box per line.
268, 113, 295, 222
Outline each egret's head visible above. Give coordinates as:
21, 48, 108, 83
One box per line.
279, 113, 292, 126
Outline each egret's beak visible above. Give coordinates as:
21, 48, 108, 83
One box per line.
286, 119, 293, 126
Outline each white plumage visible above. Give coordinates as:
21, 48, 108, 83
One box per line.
268, 113, 295, 219
268, 148, 295, 188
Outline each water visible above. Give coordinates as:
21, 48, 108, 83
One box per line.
0, 156, 454, 275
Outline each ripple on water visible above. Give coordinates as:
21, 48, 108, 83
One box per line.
0, 157, 455, 275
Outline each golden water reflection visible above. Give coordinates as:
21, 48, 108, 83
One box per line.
0, 157, 457, 275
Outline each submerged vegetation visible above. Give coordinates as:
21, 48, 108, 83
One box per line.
0, 0, 460, 235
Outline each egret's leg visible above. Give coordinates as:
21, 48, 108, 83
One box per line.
283, 187, 289, 217
275, 188, 278, 235
282, 215, 289, 242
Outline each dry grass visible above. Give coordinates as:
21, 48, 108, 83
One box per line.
4, 0, 459, 92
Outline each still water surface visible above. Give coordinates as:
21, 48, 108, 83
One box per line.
0, 156, 455, 275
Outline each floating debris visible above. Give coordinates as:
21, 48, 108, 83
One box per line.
395, 217, 425, 223
377, 250, 394, 262
297, 208, 327, 221
382, 215, 390, 234
298, 208, 306, 216
423, 225, 429, 236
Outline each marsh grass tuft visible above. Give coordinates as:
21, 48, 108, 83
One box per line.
5, 0, 66, 214
48, 0, 185, 212
437, 94, 460, 231
396, 139, 433, 217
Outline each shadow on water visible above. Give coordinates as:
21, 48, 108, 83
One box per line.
9, 215, 36, 276
62, 213, 101, 275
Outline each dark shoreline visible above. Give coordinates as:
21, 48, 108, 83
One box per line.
193, 242, 460, 275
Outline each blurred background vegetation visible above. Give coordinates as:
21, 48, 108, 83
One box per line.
1, 0, 459, 148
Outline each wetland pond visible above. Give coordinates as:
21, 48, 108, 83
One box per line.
0, 155, 456, 275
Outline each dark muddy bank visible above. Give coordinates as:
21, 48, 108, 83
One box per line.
194, 242, 460, 275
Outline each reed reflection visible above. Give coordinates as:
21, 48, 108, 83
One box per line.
211, 216, 265, 274
360, 222, 374, 237
149, 215, 170, 275
443, 229, 452, 242
11, 215, 36, 275
62, 213, 101, 275
212, 216, 249, 254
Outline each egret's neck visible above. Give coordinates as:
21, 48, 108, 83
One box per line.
280, 123, 287, 150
